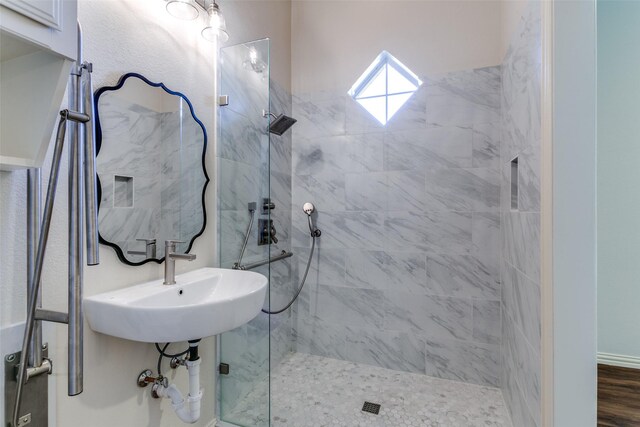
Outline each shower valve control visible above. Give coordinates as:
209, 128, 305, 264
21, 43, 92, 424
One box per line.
258, 219, 278, 245
262, 198, 276, 213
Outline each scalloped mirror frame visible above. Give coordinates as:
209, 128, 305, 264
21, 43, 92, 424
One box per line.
94, 72, 210, 266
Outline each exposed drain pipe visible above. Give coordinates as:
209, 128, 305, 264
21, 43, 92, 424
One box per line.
155, 358, 202, 424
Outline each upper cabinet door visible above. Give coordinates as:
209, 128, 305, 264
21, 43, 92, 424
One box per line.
0, 0, 77, 60
0, 0, 62, 29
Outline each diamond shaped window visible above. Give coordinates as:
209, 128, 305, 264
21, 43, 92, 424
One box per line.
348, 51, 422, 125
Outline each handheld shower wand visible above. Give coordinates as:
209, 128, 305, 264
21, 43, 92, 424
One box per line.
262, 203, 320, 315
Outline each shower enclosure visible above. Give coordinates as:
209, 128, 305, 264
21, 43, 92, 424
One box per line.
217, 10, 539, 421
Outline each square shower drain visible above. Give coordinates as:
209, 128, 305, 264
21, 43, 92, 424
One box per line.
362, 401, 381, 415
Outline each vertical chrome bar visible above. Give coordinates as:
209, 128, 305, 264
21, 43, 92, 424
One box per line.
81, 62, 99, 266
67, 22, 84, 396
26, 168, 43, 368
13, 114, 68, 427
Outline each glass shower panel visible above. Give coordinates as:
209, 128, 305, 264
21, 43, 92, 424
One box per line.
218, 38, 271, 426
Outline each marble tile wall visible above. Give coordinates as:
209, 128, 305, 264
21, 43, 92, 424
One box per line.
217, 39, 295, 419
290, 65, 503, 387
500, 1, 542, 426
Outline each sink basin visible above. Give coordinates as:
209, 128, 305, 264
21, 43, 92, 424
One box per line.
84, 268, 268, 343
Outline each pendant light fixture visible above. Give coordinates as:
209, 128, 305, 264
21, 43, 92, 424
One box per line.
201, 0, 229, 43
166, 0, 200, 20
164, 0, 229, 43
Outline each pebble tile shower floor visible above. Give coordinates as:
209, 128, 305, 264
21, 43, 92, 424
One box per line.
223, 352, 513, 427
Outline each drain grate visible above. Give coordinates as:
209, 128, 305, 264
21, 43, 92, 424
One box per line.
362, 401, 381, 415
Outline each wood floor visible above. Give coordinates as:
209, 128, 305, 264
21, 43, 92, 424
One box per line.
598, 364, 640, 426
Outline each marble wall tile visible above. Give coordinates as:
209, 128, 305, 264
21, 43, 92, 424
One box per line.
424, 211, 474, 254
294, 318, 350, 361
285, 63, 506, 388
472, 212, 500, 259
426, 86, 500, 128
293, 245, 346, 287
502, 309, 541, 426
300, 284, 385, 329
502, 211, 540, 283
348, 329, 426, 374
384, 291, 473, 340
424, 167, 500, 212
296, 210, 385, 250
293, 133, 383, 177
292, 173, 346, 212
293, 92, 346, 139
383, 127, 473, 171
472, 299, 501, 345
502, 261, 541, 352
516, 145, 541, 212
345, 249, 426, 294
502, 349, 539, 427
424, 337, 500, 387
499, 2, 542, 421
426, 253, 500, 300
344, 172, 387, 211
472, 122, 501, 169
384, 210, 473, 254
387, 170, 425, 212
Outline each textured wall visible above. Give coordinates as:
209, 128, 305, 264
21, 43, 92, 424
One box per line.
290, 64, 503, 387
500, 1, 542, 426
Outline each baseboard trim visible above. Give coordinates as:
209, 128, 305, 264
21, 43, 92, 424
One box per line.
598, 352, 640, 369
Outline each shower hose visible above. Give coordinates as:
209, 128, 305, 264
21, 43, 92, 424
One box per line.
262, 214, 321, 315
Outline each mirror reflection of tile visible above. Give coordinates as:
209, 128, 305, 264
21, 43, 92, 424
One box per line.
96, 81, 206, 262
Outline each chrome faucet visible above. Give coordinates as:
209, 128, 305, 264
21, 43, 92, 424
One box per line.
164, 240, 196, 285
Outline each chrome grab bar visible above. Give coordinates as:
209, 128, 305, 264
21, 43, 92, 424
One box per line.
233, 250, 293, 271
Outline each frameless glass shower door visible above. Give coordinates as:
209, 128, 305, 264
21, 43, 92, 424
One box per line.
218, 38, 271, 426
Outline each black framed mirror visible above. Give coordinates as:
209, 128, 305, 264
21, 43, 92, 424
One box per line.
95, 73, 209, 266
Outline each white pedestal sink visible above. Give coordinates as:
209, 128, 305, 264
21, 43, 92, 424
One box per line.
84, 268, 268, 343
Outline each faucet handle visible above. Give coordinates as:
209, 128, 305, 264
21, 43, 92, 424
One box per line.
164, 240, 186, 253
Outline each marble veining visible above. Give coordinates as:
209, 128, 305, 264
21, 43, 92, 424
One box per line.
291, 65, 503, 389
500, 1, 542, 426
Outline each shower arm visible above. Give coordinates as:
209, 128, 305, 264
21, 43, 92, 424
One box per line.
11, 22, 100, 427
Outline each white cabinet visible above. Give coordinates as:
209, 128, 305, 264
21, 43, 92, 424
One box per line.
0, 0, 76, 59
0, 0, 77, 170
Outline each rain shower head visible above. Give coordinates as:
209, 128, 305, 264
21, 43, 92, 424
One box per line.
268, 113, 297, 136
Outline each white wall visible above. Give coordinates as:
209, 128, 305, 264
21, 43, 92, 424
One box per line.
597, 0, 640, 364
219, 0, 291, 91
291, 0, 503, 94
